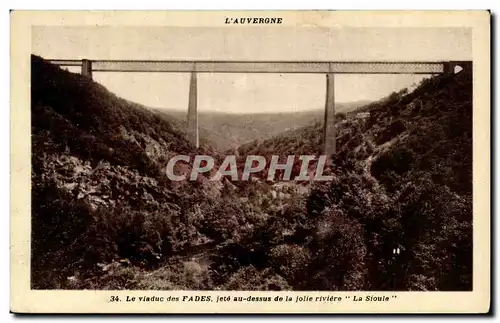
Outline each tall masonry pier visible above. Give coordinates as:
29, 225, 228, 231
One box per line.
187, 71, 199, 148
323, 73, 336, 157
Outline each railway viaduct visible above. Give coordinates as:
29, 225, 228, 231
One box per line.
49, 59, 471, 156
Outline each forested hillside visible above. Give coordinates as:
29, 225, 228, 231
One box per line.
240, 70, 473, 290
31, 55, 472, 291
31, 55, 223, 288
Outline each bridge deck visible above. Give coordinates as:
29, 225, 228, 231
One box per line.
48, 60, 446, 74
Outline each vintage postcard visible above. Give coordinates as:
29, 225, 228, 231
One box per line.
10, 10, 490, 314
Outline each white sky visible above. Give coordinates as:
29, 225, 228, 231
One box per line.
32, 27, 472, 113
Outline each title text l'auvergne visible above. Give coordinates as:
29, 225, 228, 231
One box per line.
225, 17, 283, 24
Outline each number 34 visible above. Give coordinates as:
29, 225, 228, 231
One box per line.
109, 296, 121, 302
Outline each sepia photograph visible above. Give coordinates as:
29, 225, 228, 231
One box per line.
10, 10, 490, 313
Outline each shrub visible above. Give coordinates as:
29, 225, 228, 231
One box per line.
222, 266, 291, 291
370, 146, 414, 183
375, 119, 406, 144
305, 209, 367, 290
269, 244, 311, 286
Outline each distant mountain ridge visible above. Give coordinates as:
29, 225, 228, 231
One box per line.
154, 100, 371, 151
